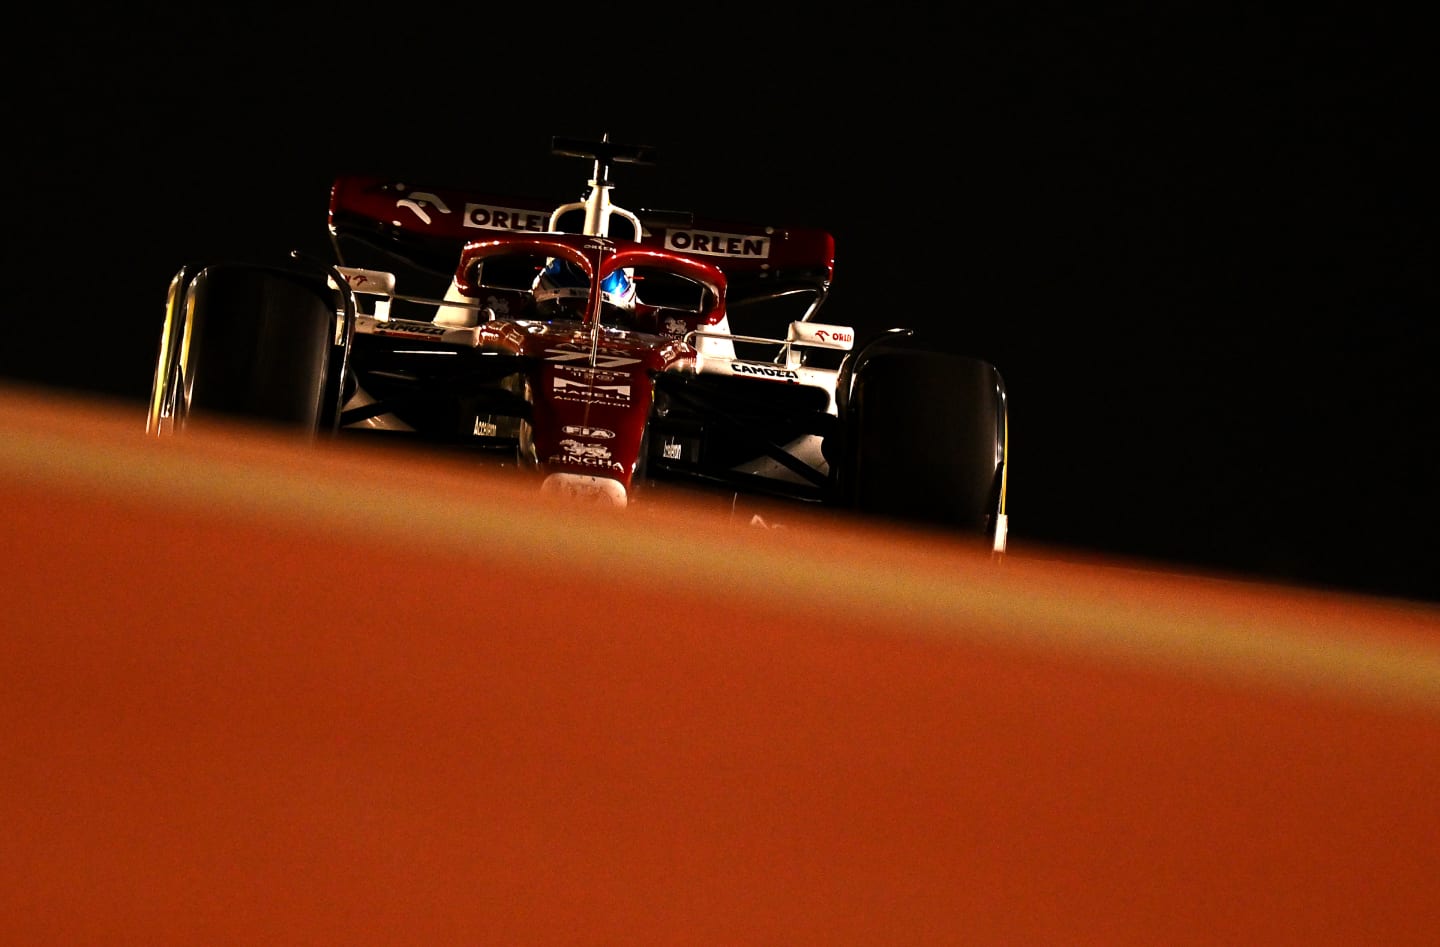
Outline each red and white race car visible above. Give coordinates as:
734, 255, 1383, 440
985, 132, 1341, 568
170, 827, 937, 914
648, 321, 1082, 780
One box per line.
147, 136, 1008, 550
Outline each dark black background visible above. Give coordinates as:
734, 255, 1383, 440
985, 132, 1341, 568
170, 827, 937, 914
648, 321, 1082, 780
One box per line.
6, 6, 1434, 602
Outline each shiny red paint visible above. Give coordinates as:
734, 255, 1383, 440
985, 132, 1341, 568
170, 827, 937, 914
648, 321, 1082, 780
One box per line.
454, 235, 725, 494
329, 173, 835, 283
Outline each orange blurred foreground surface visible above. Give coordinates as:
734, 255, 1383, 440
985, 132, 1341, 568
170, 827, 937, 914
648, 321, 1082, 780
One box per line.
4, 382, 1440, 945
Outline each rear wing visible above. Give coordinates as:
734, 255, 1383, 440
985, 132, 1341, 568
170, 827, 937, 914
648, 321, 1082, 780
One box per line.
327, 173, 836, 317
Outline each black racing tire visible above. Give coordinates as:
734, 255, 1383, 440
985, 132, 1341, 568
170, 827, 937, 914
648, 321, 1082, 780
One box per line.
840, 347, 1007, 539
147, 265, 197, 435
180, 263, 338, 432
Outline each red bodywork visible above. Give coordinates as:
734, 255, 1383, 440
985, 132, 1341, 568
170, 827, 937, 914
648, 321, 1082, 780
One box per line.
328, 174, 835, 286
328, 173, 837, 499
452, 234, 726, 494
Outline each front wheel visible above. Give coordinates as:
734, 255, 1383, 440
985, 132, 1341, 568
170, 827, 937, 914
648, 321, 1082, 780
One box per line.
837, 345, 1008, 550
151, 263, 339, 435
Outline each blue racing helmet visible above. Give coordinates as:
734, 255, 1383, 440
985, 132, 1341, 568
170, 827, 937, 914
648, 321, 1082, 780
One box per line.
599, 267, 635, 308
532, 257, 635, 314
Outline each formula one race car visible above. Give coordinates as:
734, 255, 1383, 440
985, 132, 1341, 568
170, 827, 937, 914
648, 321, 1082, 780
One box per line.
146, 136, 1009, 551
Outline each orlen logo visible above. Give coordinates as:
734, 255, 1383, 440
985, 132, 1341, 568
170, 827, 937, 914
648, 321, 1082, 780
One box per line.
813, 328, 852, 344
334, 267, 395, 296
463, 203, 549, 232
395, 191, 452, 226
664, 229, 771, 259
